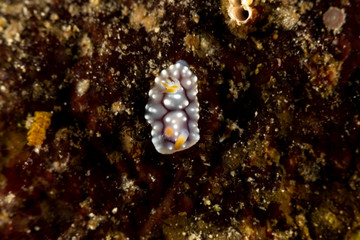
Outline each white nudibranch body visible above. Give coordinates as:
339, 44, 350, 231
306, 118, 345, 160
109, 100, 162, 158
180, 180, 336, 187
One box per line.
145, 60, 200, 154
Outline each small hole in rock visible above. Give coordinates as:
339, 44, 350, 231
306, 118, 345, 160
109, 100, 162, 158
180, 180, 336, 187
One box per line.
234, 7, 250, 22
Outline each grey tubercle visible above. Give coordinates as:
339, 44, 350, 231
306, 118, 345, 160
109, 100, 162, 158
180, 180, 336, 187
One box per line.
176, 60, 189, 68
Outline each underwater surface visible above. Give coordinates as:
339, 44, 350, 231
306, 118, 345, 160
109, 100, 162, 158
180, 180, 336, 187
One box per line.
0, 0, 360, 239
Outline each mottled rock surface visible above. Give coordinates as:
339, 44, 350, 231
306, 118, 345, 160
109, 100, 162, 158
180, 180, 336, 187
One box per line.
0, 0, 360, 239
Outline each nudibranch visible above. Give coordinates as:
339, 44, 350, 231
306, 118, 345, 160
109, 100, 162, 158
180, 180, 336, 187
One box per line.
145, 60, 200, 154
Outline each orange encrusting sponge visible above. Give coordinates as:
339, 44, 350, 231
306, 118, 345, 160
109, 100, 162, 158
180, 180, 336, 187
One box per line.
27, 111, 52, 147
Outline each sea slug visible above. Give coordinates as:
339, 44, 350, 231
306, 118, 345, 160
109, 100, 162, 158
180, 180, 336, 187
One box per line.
145, 60, 200, 154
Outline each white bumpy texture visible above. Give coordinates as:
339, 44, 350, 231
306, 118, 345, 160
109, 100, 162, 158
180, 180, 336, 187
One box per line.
145, 60, 200, 154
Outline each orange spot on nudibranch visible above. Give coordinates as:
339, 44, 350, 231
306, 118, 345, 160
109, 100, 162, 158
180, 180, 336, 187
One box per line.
164, 127, 174, 137
163, 87, 178, 93
174, 134, 188, 150
161, 81, 170, 88
161, 79, 179, 93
